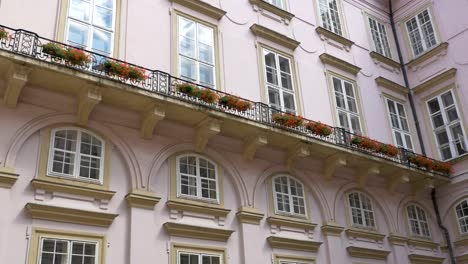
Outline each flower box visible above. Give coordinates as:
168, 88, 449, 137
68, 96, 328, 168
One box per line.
305, 121, 332, 136
432, 160, 452, 174
42, 43, 90, 66
176, 83, 218, 104
100, 60, 146, 81
219, 95, 252, 112
272, 113, 303, 128
351, 136, 379, 151
377, 143, 399, 157
0, 28, 9, 41
408, 155, 432, 170
42, 43, 66, 59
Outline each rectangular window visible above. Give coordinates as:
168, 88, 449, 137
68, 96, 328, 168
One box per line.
368, 17, 392, 58
262, 48, 297, 114
178, 251, 221, 264
66, 0, 116, 56
332, 76, 362, 134
405, 8, 438, 57
266, 0, 286, 9
318, 0, 343, 35
385, 99, 413, 150
427, 90, 467, 160
38, 237, 98, 264
177, 15, 216, 88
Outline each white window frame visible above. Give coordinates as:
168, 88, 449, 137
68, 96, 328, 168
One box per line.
317, 0, 344, 36
406, 204, 431, 238
404, 8, 439, 57
262, 47, 297, 114
426, 90, 467, 161
331, 75, 362, 134
177, 250, 222, 264
367, 16, 392, 58
47, 127, 105, 184
265, 0, 287, 10
347, 191, 376, 229
272, 175, 307, 217
456, 199, 468, 235
38, 236, 99, 264
176, 15, 217, 89
176, 154, 220, 203
385, 98, 414, 150
65, 0, 117, 56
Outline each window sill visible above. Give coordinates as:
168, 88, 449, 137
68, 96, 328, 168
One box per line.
249, 0, 294, 22
267, 215, 317, 231
316, 27, 354, 51
407, 42, 449, 70
345, 227, 385, 241
454, 235, 468, 248
166, 199, 231, 218
369, 51, 401, 70
407, 237, 439, 249
445, 153, 468, 165
31, 178, 115, 201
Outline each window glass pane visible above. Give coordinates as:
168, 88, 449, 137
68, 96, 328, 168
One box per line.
282, 92, 295, 112
68, 21, 89, 47
405, 134, 414, 150
428, 99, 440, 114
95, 0, 113, 9
395, 131, 404, 146
198, 25, 214, 46
198, 43, 213, 64
268, 87, 281, 110
93, 6, 113, 29
338, 111, 349, 130
92, 29, 112, 54
442, 92, 454, 107
180, 57, 197, 82
69, 0, 91, 22
179, 17, 195, 39
333, 77, 343, 93
350, 115, 361, 134
199, 64, 214, 86
418, 10, 437, 49
279, 56, 291, 73
431, 113, 444, 128
447, 107, 459, 122
179, 36, 196, 58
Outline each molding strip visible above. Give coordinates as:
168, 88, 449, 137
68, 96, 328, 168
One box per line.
125, 189, 161, 209
408, 254, 445, 264
321, 222, 345, 236
407, 42, 449, 69
236, 207, 264, 225
169, 0, 226, 20
166, 200, 231, 217
267, 216, 317, 231
408, 238, 440, 249
413, 68, 457, 94
370, 51, 400, 69
388, 233, 409, 246
250, 24, 300, 50
375, 76, 407, 95
316, 27, 354, 48
249, 0, 294, 20
319, 53, 361, 75
346, 246, 390, 260
0, 167, 19, 188
31, 179, 116, 200
25, 203, 118, 227
267, 236, 322, 252
164, 222, 234, 242
345, 228, 386, 241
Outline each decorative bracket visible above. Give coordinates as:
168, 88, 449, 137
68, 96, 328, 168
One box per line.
387, 172, 410, 193
140, 103, 165, 139
243, 134, 267, 160
286, 143, 310, 168
195, 118, 222, 152
356, 164, 380, 187
3, 64, 31, 108
77, 84, 102, 125
412, 178, 435, 196
323, 154, 347, 180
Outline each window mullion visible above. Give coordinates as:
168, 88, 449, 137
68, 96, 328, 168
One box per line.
287, 178, 294, 214
415, 17, 427, 51
75, 131, 82, 178
439, 97, 457, 156
67, 241, 72, 264
196, 157, 201, 199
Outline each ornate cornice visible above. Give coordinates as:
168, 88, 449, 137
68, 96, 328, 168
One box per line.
375, 76, 408, 95
236, 207, 264, 225
25, 203, 118, 227
408, 254, 445, 264
316, 27, 354, 49
319, 53, 361, 75
169, 0, 226, 20
407, 42, 449, 69
267, 236, 322, 252
346, 246, 390, 260
249, 0, 294, 20
166, 200, 231, 217
413, 68, 457, 95
31, 179, 116, 200
388, 233, 409, 246
345, 228, 386, 241
267, 216, 317, 231
125, 189, 161, 209
321, 222, 345, 236
250, 24, 300, 50
0, 167, 19, 188
164, 222, 234, 242
370, 51, 400, 69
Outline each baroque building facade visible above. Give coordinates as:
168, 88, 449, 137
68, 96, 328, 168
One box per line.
0, 0, 467, 263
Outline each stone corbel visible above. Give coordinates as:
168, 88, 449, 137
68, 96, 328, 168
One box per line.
387, 172, 410, 193
195, 118, 222, 152
286, 143, 310, 168
3, 64, 31, 108
323, 154, 347, 180
77, 84, 102, 125
356, 164, 380, 187
243, 134, 267, 160
412, 178, 435, 195
140, 103, 165, 140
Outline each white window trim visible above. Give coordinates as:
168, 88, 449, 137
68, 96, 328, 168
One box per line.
261, 47, 298, 114
456, 199, 468, 235
404, 8, 439, 58
176, 153, 220, 204
406, 204, 431, 239
331, 75, 362, 134
265, 0, 288, 10
65, 0, 117, 55
38, 236, 100, 264
272, 175, 307, 218
385, 97, 414, 150
347, 191, 377, 230
316, 0, 345, 36
365, 15, 393, 59
177, 250, 222, 264
47, 127, 105, 184
426, 89, 467, 161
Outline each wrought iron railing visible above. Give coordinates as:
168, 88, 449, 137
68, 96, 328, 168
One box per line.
0, 25, 451, 177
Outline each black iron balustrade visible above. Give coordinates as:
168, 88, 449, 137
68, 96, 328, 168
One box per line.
0, 25, 451, 177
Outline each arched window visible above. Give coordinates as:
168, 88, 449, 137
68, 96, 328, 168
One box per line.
48, 128, 104, 182
176, 154, 218, 202
456, 200, 468, 234
272, 175, 306, 216
348, 192, 375, 229
406, 204, 431, 238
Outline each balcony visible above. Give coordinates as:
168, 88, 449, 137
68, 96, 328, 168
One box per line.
0, 25, 451, 185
